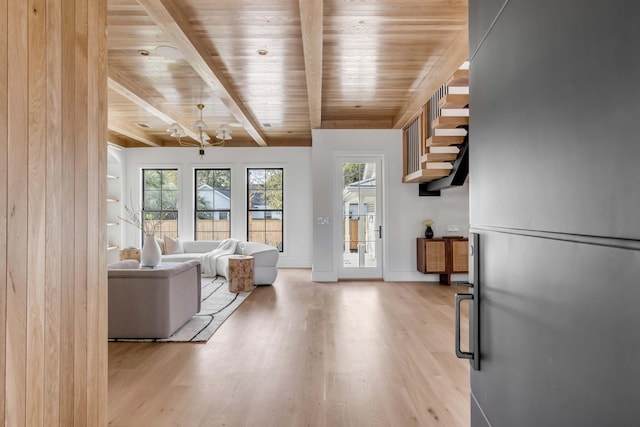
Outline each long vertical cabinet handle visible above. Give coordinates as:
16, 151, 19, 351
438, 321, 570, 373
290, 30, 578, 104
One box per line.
455, 293, 474, 360
454, 232, 480, 370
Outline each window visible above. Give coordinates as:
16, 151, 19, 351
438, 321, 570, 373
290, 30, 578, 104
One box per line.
195, 169, 231, 240
247, 168, 283, 251
142, 169, 178, 240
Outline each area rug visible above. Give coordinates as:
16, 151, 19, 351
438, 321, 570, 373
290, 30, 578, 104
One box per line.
110, 276, 252, 343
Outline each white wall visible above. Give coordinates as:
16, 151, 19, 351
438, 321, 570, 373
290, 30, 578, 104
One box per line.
311, 129, 469, 282
120, 146, 313, 268
118, 139, 468, 278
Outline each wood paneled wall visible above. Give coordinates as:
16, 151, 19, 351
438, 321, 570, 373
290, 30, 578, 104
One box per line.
1, 0, 107, 425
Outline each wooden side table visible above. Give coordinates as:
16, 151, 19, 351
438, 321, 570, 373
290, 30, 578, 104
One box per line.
228, 255, 254, 292
120, 248, 141, 262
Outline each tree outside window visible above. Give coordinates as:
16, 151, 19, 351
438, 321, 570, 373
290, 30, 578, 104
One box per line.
247, 168, 283, 251
142, 169, 179, 240
195, 169, 231, 240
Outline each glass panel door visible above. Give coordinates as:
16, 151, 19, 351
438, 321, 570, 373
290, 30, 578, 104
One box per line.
338, 158, 382, 278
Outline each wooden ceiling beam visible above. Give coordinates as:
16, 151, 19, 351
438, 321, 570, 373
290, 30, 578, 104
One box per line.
137, 0, 268, 147
108, 66, 201, 142
108, 117, 163, 147
299, 0, 323, 129
393, 27, 469, 130
107, 132, 132, 148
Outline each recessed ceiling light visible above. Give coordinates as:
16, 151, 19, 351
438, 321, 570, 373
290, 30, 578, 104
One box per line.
137, 49, 150, 56
257, 49, 269, 56
229, 122, 243, 128
137, 123, 151, 128
154, 45, 184, 60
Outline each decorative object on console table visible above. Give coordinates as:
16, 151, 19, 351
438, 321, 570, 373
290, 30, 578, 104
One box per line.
119, 248, 140, 262
423, 219, 434, 239
228, 255, 254, 292
141, 235, 162, 268
120, 204, 167, 268
416, 236, 468, 284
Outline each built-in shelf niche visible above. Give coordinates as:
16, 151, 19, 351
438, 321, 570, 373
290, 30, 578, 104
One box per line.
107, 149, 122, 264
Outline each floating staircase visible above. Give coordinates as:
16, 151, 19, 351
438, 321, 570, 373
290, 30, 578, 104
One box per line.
402, 61, 469, 193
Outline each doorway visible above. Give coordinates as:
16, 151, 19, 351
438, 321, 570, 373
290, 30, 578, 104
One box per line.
337, 157, 383, 279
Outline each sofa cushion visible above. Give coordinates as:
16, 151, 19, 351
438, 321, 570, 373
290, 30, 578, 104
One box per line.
162, 253, 204, 263
156, 237, 166, 254
108, 259, 140, 270
182, 240, 220, 254
108, 260, 201, 279
242, 242, 280, 266
164, 236, 184, 254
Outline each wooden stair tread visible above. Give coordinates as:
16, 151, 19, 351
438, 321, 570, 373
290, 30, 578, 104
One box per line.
424, 162, 453, 170
425, 135, 466, 147
428, 146, 460, 154
433, 128, 467, 137
452, 69, 469, 80
447, 75, 469, 87
421, 152, 458, 163
448, 86, 469, 95
441, 108, 469, 117
439, 94, 469, 109
403, 168, 452, 183
432, 115, 469, 129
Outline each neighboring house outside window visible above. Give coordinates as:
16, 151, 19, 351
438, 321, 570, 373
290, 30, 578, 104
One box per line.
247, 168, 283, 251
195, 169, 231, 240
142, 168, 179, 240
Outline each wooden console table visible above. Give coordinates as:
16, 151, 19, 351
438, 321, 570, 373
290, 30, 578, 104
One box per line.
228, 255, 254, 292
417, 237, 468, 284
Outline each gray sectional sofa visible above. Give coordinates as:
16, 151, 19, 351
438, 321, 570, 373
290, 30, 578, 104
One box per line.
161, 240, 279, 285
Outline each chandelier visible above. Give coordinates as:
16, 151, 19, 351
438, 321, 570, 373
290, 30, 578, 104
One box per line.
166, 104, 231, 156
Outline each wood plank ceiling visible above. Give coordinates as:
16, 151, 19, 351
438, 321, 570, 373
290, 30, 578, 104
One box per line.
107, 0, 468, 148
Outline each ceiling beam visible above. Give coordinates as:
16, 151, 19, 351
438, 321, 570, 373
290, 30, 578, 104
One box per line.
107, 132, 133, 148
393, 27, 469, 130
108, 66, 202, 142
108, 117, 163, 147
298, 0, 323, 129
137, 0, 269, 147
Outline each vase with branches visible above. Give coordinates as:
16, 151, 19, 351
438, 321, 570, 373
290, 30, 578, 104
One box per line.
120, 204, 166, 237
120, 205, 166, 267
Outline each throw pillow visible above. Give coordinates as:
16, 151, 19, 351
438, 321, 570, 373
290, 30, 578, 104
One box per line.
164, 236, 184, 254
156, 237, 165, 255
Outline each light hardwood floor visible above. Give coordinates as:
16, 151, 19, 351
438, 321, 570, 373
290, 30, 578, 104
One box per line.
108, 269, 470, 426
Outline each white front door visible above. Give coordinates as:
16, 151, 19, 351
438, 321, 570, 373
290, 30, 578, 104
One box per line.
337, 157, 383, 279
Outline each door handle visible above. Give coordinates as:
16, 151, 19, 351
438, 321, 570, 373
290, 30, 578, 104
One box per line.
455, 288, 480, 370
455, 293, 474, 360
375, 225, 382, 238
453, 233, 480, 370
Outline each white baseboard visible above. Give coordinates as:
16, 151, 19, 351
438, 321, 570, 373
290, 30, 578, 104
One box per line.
311, 271, 338, 282
277, 259, 312, 268
307, 270, 469, 283
384, 271, 439, 282
383, 271, 469, 283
